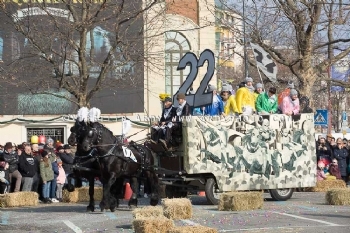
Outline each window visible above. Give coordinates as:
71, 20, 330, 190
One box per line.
27, 127, 65, 144
165, 31, 191, 97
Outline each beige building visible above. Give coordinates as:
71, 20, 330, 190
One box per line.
0, 0, 222, 144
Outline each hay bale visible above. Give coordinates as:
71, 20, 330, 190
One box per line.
167, 225, 218, 233
162, 198, 192, 220
63, 187, 103, 203
0, 192, 38, 208
306, 180, 346, 192
132, 206, 164, 219
326, 189, 350, 205
218, 191, 263, 211
133, 217, 174, 233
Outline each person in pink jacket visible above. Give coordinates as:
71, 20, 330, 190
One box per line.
56, 159, 66, 202
279, 89, 300, 116
317, 161, 327, 181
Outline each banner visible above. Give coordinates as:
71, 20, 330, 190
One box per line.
331, 50, 350, 92
250, 43, 278, 83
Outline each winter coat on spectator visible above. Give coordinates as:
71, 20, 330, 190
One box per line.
224, 95, 239, 115
1, 151, 19, 173
52, 161, 59, 179
58, 152, 74, 174
329, 164, 342, 179
317, 169, 327, 181
279, 96, 300, 115
40, 159, 54, 183
18, 152, 36, 178
0, 161, 9, 184
56, 166, 66, 184
333, 147, 348, 176
255, 92, 278, 114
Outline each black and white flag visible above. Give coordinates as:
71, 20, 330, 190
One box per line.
250, 43, 278, 83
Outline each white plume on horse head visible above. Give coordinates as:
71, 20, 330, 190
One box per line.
89, 107, 101, 123
77, 107, 89, 122
122, 119, 132, 135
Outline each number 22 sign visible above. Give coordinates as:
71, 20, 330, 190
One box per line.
173, 49, 215, 108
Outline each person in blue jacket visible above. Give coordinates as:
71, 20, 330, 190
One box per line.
204, 85, 224, 116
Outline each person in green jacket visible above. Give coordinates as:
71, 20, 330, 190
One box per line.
40, 150, 54, 204
256, 87, 278, 114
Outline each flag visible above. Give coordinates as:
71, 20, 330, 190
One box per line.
250, 43, 278, 83
331, 50, 350, 92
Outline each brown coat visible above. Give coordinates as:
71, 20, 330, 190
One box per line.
329, 164, 341, 179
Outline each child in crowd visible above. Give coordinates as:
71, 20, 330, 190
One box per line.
56, 158, 66, 202
329, 159, 342, 179
317, 161, 327, 181
40, 150, 54, 204
0, 161, 10, 194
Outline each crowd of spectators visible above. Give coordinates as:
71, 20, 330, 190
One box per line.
0, 137, 76, 203
316, 134, 350, 184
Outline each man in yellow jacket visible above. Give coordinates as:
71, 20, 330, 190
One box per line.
220, 84, 238, 115
235, 81, 256, 114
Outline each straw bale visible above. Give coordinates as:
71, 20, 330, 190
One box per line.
218, 191, 263, 211
132, 206, 164, 219
0, 191, 38, 208
305, 180, 346, 192
167, 225, 218, 233
63, 187, 103, 203
162, 198, 192, 220
133, 217, 174, 233
326, 188, 350, 205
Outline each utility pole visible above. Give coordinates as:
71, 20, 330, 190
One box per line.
327, 66, 332, 134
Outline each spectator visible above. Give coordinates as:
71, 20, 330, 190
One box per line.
18, 143, 36, 191
279, 89, 300, 116
255, 87, 278, 114
31, 143, 42, 200
278, 80, 294, 106
49, 155, 59, 203
1, 142, 22, 192
329, 159, 342, 179
317, 161, 327, 181
40, 150, 54, 204
58, 145, 75, 186
316, 137, 332, 165
56, 158, 66, 202
44, 138, 57, 162
333, 137, 349, 182
0, 161, 9, 194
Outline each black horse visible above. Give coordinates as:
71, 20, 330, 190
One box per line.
79, 121, 160, 211
67, 120, 124, 212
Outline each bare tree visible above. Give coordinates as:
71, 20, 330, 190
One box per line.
0, 0, 160, 114
214, 0, 350, 98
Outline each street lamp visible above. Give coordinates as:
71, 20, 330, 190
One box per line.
242, 0, 248, 78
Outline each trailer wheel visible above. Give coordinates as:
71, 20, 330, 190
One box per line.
205, 178, 220, 205
269, 188, 294, 201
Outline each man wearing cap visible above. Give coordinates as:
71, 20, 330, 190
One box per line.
151, 97, 177, 148
279, 89, 300, 116
235, 81, 255, 115
204, 85, 224, 116
57, 145, 75, 186
0, 142, 22, 192
220, 84, 238, 115
256, 87, 278, 114
18, 143, 36, 191
175, 93, 191, 117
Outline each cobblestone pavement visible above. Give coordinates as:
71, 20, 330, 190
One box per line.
0, 192, 350, 233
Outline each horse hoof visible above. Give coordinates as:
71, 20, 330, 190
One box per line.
128, 205, 137, 210
86, 206, 95, 212
110, 207, 116, 212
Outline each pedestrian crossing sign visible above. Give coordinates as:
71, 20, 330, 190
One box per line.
314, 109, 328, 126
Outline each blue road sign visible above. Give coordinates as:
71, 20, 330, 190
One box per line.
314, 109, 328, 126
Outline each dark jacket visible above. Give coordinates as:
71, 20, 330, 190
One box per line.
18, 152, 36, 178
316, 143, 332, 162
1, 151, 19, 173
333, 147, 348, 176
159, 106, 177, 124
58, 152, 74, 174
52, 161, 59, 179
174, 102, 192, 121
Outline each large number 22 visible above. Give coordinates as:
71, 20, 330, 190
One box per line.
173, 49, 215, 108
